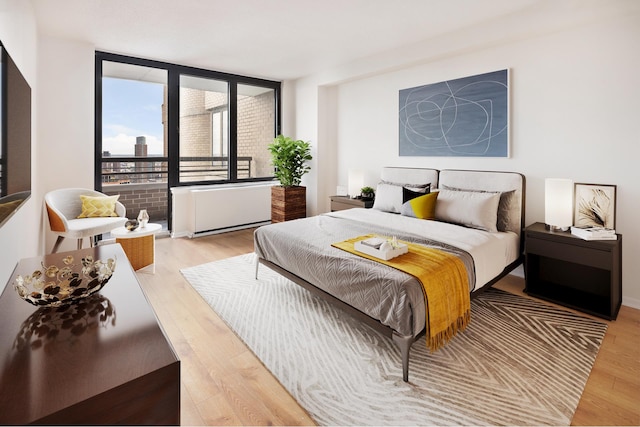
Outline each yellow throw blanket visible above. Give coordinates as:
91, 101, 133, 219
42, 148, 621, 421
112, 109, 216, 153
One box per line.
332, 234, 470, 351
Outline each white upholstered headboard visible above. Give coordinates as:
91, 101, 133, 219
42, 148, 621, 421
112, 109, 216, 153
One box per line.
380, 167, 438, 188
378, 167, 525, 238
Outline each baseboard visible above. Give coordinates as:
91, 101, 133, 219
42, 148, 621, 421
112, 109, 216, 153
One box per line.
622, 296, 640, 310
170, 230, 190, 239
189, 220, 270, 238
510, 264, 524, 278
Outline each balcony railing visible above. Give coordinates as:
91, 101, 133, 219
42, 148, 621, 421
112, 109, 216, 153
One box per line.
179, 156, 252, 181
101, 156, 252, 184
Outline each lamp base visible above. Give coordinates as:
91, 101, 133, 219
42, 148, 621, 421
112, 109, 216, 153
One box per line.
546, 224, 570, 232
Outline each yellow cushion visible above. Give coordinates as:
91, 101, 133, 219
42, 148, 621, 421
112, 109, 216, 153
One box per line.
77, 195, 120, 218
400, 192, 438, 220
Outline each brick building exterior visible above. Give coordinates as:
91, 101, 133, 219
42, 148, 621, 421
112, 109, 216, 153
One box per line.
165, 85, 275, 181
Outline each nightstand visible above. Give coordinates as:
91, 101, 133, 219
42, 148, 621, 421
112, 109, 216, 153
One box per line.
330, 195, 374, 211
524, 222, 622, 320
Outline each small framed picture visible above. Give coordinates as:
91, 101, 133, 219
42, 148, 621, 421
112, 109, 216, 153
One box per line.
574, 183, 616, 229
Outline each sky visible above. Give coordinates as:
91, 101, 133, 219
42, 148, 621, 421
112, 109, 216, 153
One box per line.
102, 77, 165, 156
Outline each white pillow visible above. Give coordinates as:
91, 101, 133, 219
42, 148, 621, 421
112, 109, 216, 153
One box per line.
372, 183, 403, 213
434, 189, 501, 232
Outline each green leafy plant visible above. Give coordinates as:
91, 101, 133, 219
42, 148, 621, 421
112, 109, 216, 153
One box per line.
268, 135, 312, 187
360, 186, 375, 200
361, 186, 375, 195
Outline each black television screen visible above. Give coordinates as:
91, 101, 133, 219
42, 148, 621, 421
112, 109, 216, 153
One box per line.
0, 42, 32, 227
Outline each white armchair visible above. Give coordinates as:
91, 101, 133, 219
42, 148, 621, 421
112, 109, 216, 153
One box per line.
45, 188, 128, 253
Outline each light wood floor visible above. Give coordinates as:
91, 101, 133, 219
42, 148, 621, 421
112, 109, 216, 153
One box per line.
135, 229, 640, 426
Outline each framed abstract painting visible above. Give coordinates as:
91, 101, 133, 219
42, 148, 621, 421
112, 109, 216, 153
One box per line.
574, 183, 616, 229
399, 69, 509, 157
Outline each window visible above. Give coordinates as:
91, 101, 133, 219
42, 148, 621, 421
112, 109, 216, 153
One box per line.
95, 52, 281, 230
211, 110, 228, 158
177, 76, 278, 183
179, 75, 229, 182
100, 61, 168, 184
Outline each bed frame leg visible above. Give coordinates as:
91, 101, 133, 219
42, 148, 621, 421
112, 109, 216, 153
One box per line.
392, 332, 412, 382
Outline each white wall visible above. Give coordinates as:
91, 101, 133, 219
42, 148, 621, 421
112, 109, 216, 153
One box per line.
0, 2, 95, 294
0, 0, 39, 294
296, 12, 640, 307
37, 37, 96, 253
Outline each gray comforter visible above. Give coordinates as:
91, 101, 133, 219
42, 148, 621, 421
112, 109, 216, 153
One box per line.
254, 212, 475, 338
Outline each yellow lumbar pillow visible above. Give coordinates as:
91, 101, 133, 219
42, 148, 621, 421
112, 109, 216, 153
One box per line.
400, 191, 438, 220
77, 195, 120, 218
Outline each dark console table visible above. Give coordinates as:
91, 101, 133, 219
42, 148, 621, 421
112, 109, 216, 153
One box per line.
524, 222, 622, 320
0, 244, 180, 425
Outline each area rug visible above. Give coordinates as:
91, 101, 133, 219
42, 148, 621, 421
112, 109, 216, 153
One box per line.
181, 253, 607, 426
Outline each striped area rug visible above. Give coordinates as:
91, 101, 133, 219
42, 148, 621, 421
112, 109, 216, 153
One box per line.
181, 253, 607, 426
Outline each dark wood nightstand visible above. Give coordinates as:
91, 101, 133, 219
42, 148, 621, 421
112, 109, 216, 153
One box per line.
330, 195, 374, 211
524, 222, 622, 320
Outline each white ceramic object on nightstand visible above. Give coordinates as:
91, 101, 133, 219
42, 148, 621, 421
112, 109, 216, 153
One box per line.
137, 209, 149, 228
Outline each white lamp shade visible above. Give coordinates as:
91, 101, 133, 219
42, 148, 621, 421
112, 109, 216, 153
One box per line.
348, 169, 364, 198
545, 178, 573, 229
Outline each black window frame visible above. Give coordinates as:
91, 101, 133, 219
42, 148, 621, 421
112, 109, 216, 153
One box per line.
94, 51, 282, 228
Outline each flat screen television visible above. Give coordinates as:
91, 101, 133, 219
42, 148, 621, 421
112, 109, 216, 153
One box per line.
0, 42, 32, 228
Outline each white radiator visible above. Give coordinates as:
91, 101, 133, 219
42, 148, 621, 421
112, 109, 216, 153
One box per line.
186, 183, 272, 236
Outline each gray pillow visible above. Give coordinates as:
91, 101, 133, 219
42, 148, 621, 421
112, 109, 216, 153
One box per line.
434, 189, 501, 232
441, 185, 515, 232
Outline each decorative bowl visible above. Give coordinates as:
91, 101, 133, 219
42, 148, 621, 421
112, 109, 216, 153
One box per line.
125, 219, 139, 231
14, 254, 116, 307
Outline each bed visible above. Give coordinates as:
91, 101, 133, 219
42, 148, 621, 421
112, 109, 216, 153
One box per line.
254, 168, 525, 381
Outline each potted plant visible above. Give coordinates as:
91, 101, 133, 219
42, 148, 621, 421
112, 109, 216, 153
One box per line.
268, 135, 312, 222
360, 186, 375, 201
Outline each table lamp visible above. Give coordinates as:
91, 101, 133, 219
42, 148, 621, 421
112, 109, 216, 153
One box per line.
545, 178, 573, 231
348, 169, 364, 199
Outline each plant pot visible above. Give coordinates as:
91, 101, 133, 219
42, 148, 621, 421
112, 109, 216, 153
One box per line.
271, 186, 306, 223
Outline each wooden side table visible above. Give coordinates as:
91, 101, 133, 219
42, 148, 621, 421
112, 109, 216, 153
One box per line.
0, 245, 180, 425
111, 223, 162, 272
524, 222, 622, 320
330, 195, 374, 211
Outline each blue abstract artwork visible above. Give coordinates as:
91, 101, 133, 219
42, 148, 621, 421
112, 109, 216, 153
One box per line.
399, 69, 508, 157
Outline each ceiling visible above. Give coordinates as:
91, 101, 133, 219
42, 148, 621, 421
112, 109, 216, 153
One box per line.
31, 0, 638, 81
